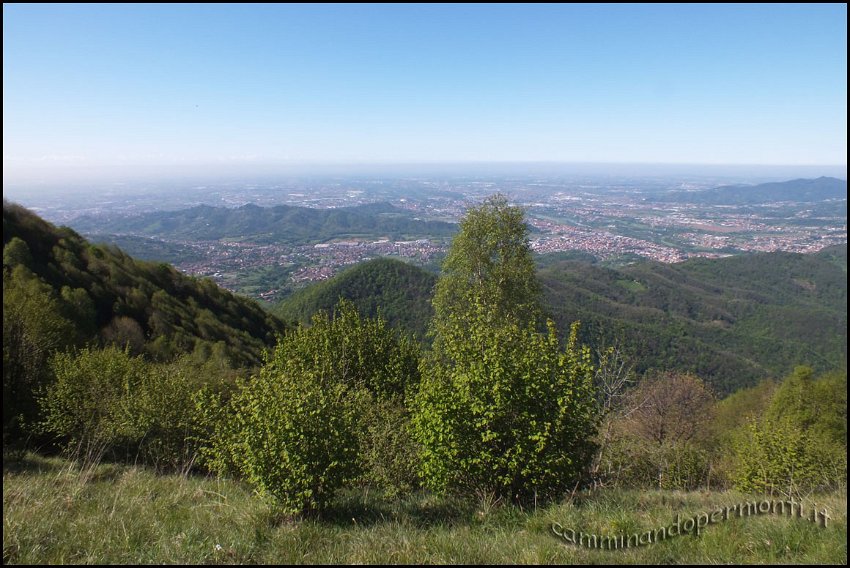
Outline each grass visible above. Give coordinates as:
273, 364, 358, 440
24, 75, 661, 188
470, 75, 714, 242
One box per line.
4, 453, 846, 564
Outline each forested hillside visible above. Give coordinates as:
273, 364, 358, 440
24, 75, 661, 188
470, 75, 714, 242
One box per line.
542, 245, 847, 393
656, 176, 847, 204
4, 201, 289, 445
4, 201, 287, 366
276, 243, 847, 394
274, 258, 437, 339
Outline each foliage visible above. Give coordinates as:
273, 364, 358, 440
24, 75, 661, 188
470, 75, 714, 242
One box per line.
414, 316, 598, 500
3, 263, 76, 445
431, 194, 541, 345
204, 300, 419, 513
415, 196, 597, 500
3, 201, 287, 369
277, 223, 846, 394
275, 257, 437, 340
40, 346, 151, 462
356, 398, 421, 497
731, 367, 847, 497
208, 361, 366, 514
272, 299, 421, 401
39, 346, 227, 472
540, 245, 847, 394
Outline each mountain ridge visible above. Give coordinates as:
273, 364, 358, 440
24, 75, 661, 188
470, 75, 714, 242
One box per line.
656, 176, 846, 205
70, 202, 457, 245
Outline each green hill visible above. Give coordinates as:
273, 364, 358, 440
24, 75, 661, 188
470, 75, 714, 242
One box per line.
274, 257, 437, 340
3, 201, 287, 368
274, 245, 847, 394
70, 202, 457, 245
540, 245, 847, 394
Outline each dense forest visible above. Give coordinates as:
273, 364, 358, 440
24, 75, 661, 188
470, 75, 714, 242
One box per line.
540, 245, 847, 394
274, 257, 438, 340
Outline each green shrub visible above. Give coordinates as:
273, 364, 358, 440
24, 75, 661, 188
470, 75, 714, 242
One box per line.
207, 357, 366, 514
357, 399, 420, 496
413, 317, 598, 501
40, 346, 222, 472
202, 300, 417, 513
731, 367, 847, 497
40, 346, 150, 461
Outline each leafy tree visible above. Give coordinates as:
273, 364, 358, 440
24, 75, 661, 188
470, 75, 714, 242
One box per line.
3, 265, 75, 444
431, 194, 541, 346
272, 299, 420, 401
413, 195, 597, 501
3, 236, 33, 268
414, 316, 598, 500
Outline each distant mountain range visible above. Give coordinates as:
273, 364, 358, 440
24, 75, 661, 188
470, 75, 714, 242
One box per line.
275, 246, 848, 395
657, 176, 847, 205
71, 202, 457, 245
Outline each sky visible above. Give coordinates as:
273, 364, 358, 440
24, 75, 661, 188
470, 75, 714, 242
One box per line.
3, 3, 847, 183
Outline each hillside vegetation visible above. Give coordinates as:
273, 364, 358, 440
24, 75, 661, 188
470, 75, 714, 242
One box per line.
3, 201, 286, 447
3, 201, 286, 366
656, 176, 847, 205
3, 197, 846, 565
274, 257, 437, 339
541, 245, 847, 394
275, 244, 847, 394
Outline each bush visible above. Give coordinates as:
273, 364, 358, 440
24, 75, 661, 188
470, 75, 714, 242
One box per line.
357, 399, 420, 496
40, 346, 150, 462
207, 354, 366, 514
413, 317, 598, 501
731, 367, 847, 497
40, 346, 221, 472
202, 300, 417, 513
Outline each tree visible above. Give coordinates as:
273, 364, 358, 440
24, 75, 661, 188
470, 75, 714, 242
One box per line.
413, 195, 598, 501
3, 265, 75, 445
625, 371, 715, 446
431, 194, 541, 346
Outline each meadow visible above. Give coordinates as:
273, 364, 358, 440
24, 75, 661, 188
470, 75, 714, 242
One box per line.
4, 453, 845, 565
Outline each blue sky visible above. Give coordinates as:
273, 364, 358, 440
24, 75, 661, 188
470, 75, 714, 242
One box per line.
3, 4, 846, 181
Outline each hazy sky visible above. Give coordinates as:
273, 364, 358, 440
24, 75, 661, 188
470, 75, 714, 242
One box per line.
3, 4, 847, 182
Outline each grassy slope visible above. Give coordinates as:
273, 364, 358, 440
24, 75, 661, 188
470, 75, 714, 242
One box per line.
4, 454, 845, 564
